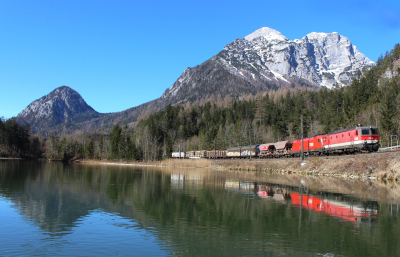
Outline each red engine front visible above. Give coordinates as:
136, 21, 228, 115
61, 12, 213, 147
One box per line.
324, 126, 380, 153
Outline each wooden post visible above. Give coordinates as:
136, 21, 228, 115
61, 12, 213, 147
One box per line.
301, 115, 304, 161
214, 139, 216, 161
249, 129, 252, 161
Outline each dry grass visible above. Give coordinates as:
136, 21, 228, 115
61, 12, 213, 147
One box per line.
288, 151, 400, 181
76, 151, 400, 181
78, 158, 214, 169
157, 158, 213, 168
209, 151, 400, 181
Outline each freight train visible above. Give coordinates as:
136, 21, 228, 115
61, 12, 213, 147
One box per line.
171, 125, 380, 159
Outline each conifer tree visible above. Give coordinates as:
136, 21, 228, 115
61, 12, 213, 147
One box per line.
108, 124, 122, 160
85, 138, 94, 159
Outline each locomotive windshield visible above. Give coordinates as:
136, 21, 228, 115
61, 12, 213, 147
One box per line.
361, 128, 379, 135
371, 128, 379, 135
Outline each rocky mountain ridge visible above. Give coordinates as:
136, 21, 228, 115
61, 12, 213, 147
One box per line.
18, 86, 95, 120
16, 86, 104, 135
161, 27, 374, 104
16, 86, 163, 136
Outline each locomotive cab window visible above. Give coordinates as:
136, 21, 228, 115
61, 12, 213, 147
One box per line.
342, 134, 344, 137
361, 129, 370, 135
356, 131, 358, 136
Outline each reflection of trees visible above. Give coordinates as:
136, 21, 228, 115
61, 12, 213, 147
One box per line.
0, 161, 399, 256
0, 161, 113, 235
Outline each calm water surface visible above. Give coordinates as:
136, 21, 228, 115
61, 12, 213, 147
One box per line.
0, 160, 399, 256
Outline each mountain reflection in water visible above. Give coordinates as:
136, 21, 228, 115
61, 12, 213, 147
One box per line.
0, 160, 399, 256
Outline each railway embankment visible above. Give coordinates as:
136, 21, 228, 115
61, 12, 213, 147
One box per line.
210, 151, 400, 181
76, 150, 400, 181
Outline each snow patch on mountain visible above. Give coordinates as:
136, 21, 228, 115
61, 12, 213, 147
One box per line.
305, 32, 332, 41
245, 27, 288, 42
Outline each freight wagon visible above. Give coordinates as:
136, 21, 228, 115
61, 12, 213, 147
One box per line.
205, 150, 227, 159
226, 145, 259, 158
171, 152, 185, 158
259, 143, 275, 158
259, 141, 292, 158
185, 150, 207, 159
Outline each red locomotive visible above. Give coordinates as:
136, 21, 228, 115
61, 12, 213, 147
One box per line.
291, 125, 380, 156
292, 135, 325, 156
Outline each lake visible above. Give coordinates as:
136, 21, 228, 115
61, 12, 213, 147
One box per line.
0, 160, 399, 256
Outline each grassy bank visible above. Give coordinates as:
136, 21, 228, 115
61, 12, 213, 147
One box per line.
214, 151, 400, 181
76, 151, 400, 181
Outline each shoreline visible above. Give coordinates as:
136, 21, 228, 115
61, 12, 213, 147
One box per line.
73, 151, 400, 182
5, 155, 400, 202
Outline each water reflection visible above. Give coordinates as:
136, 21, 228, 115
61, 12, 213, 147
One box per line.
291, 193, 379, 224
225, 180, 380, 224
1, 160, 400, 256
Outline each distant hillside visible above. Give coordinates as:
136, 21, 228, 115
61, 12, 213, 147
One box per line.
15, 86, 103, 135
15, 86, 166, 136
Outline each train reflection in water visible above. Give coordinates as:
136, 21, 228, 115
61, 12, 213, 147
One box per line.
225, 180, 379, 224
290, 193, 379, 223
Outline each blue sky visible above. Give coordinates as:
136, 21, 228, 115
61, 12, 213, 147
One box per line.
1, 0, 399, 119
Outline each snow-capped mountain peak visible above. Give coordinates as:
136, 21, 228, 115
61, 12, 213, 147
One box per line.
305, 32, 336, 41
162, 27, 375, 104
244, 27, 288, 42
